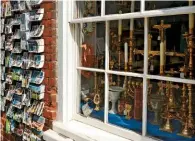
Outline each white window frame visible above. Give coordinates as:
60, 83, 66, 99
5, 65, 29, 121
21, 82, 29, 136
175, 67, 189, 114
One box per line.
55, 1, 195, 141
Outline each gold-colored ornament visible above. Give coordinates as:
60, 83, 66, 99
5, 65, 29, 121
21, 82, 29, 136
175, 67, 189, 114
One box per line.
94, 91, 101, 111
178, 118, 193, 138
160, 109, 173, 133
125, 104, 132, 120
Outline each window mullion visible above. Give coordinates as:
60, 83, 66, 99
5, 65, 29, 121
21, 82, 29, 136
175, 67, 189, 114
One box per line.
142, 17, 149, 136
104, 21, 110, 124
141, 0, 145, 13
101, 0, 105, 16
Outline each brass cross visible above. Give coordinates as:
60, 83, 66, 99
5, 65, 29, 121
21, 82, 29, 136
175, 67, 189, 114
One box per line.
153, 20, 171, 42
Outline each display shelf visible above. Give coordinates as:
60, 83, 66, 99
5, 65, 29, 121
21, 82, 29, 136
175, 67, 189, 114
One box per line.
89, 109, 195, 141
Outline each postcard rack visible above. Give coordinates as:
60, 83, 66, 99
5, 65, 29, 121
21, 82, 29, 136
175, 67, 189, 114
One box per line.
1, 0, 45, 140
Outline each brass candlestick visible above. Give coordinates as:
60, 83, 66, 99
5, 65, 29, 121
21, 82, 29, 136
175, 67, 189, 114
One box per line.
93, 72, 100, 111
166, 81, 179, 113
160, 106, 173, 133
183, 32, 194, 79
187, 84, 194, 130
179, 117, 193, 138
117, 34, 121, 86
183, 31, 195, 133
178, 84, 188, 121
128, 30, 134, 71
109, 60, 116, 86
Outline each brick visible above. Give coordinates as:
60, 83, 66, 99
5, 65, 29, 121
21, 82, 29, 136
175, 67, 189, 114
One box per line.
47, 19, 57, 28
48, 78, 56, 87
43, 27, 56, 37
48, 62, 56, 70
41, 2, 56, 12
49, 70, 56, 78
43, 11, 56, 20
45, 54, 52, 61
42, 19, 56, 28
43, 78, 49, 85
44, 69, 50, 78
45, 118, 53, 128
44, 69, 56, 78
43, 106, 56, 120
43, 37, 56, 46
45, 45, 56, 53
51, 53, 57, 61
48, 90, 57, 106
43, 62, 49, 69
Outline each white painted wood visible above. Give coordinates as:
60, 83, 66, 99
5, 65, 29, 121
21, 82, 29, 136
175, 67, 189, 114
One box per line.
77, 66, 105, 73
147, 75, 195, 84
101, 0, 105, 16
57, 0, 66, 122
141, 0, 145, 13
107, 70, 144, 78
142, 17, 149, 136
69, 6, 195, 23
43, 130, 73, 141
104, 21, 110, 124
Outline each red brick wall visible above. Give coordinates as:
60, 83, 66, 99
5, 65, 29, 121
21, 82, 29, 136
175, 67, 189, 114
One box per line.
41, 0, 58, 132
1, 1, 58, 140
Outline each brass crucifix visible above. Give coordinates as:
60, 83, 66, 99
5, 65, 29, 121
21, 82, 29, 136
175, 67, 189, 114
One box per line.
153, 20, 171, 42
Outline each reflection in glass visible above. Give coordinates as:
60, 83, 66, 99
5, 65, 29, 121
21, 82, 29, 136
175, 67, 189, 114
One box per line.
108, 74, 143, 134
80, 22, 105, 69
105, 1, 140, 15
74, 1, 101, 19
79, 70, 104, 122
147, 80, 195, 140
109, 19, 144, 73
145, 1, 190, 11
148, 14, 195, 80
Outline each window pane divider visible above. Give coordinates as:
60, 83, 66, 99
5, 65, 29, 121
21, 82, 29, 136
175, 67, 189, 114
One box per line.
70, 6, 195, 23
104, 21, 109, 124
147, 75, 195, 84
76, 67, 105, 73
101, 0, 105, 16
142, 17, 148, 136
141, 0, 145, 13
106, 70, 144, 78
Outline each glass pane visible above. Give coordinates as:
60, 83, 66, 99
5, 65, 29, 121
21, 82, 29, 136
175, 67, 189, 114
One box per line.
145, 1, 194, 11
105, 1, 140, 15
79, 22, 105, 69
109, 19, 144, 73
148, 14, 195, 80
78, 70, 105, 122
74, 1, 101, 19
147, 79, 195, 140
108, 74, 143, 134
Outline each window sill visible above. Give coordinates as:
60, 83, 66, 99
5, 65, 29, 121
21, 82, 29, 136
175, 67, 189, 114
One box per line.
52, 120, 156, 141
43, 129, 73, 141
